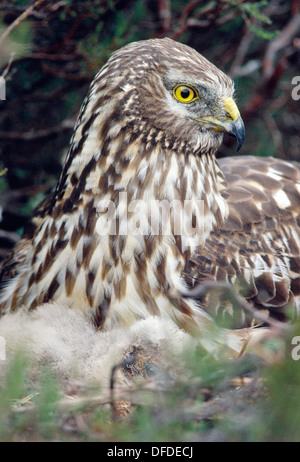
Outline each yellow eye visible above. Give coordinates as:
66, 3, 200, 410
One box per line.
173, 85, 199, 103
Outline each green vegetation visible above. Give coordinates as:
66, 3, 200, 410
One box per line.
1, 324, 300, 442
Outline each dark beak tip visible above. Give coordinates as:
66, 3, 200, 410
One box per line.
231, 116, 245, 152
236, 137, 244, 152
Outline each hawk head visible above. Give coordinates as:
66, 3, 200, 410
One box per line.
89, 37, 245, 157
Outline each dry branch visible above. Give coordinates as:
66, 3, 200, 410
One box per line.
0, 0, 47, 48
0, 119, 74, 141
263, 13, 300, 79
186, 280, 289, 333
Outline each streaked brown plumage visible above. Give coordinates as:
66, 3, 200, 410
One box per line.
0, 38, 299, 351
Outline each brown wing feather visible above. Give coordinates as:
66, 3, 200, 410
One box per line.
0, 190, 55, 291
0, 238, 31, 289
184, 156, 300, 328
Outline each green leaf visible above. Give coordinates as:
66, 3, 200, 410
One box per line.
247, 22, 280, 40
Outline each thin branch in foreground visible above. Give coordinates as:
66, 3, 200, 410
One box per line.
185, 280, 289, 332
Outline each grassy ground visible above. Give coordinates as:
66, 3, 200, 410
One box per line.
1, 321, 300, 442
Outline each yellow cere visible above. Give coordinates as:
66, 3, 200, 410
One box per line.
173, 84, 199, 103
224, 97, 240, 121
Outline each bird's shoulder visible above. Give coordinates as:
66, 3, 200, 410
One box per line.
184, 156, 300, 327
219, 155, 300, 232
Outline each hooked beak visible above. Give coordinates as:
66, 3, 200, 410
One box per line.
223, 115, 245, 151
196, 97, 245, 151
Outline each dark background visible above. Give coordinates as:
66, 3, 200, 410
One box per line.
0, 0, 299, 261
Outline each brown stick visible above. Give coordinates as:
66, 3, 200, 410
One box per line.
263, 13, 300, 79
0, 119, 74, 141
185, 280, 289, 332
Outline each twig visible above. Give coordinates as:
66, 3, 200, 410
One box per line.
1, 53, 15, 80
229, 27, 255, 78
0, 0, 47, 48
187, 377, 265, 423
263, 13, 300, 79
0, 229, 20, 245
12, 382, 161, 416
11, 390, 125, 415
292, 0, 300, 15
243, 46, 295, 122
40, 61, 89, 81
263, 112, 285, 157
0, 183, 54, 205
28, 52, 80, 61
49, 1, 68, 12
0, 119, 74, 141
185, 280, 289, 332
171, 0, 213, 40
156, 0, 171, 35
40, 11, 91, 55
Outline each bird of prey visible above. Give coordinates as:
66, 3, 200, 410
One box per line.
0, 38, 299, 351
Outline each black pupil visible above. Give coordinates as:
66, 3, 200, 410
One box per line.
181, 88, 191, 99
